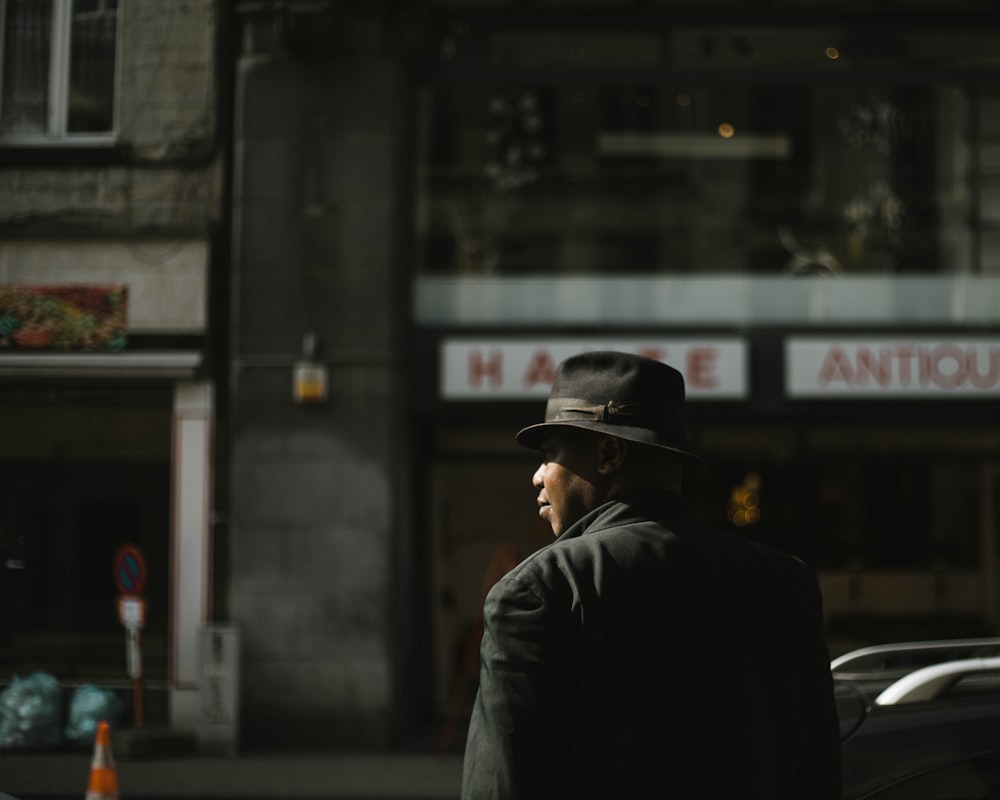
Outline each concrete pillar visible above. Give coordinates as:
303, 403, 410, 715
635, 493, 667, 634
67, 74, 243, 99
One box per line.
170, 381, 214, 728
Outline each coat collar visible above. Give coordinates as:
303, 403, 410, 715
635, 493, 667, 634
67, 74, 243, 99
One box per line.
554, 490, 698, 543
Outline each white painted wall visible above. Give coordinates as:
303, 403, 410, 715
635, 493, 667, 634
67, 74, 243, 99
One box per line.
0, 240, 207, 333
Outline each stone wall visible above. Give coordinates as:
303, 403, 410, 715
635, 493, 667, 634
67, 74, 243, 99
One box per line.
229, 11, 404, 748
0, 0, 221, 241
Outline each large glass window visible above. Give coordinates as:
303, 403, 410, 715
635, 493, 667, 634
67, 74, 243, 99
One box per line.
1, 0, 119, 140
414, 23, 1000, 278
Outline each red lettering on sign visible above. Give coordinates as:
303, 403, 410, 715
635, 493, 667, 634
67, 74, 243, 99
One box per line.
685, 347, 718, 389
816, 343, 1000, 391
635, 346, 667, 362
523, 349, 557, 388
894, 345, 915, 385
818, 346, 854, 386
855, 347, 891, 388
930, 344, 963, 389
968, 347, 1000, 389
468, 350, 502, 389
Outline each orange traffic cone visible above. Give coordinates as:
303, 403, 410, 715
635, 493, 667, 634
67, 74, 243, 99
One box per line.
85, 720, 120, 800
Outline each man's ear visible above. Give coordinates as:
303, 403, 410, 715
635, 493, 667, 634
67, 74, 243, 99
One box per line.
596, 435, 628, 475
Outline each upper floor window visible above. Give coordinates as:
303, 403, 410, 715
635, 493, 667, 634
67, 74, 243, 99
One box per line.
0, 0, 119, 142
413, 21, 1000, 277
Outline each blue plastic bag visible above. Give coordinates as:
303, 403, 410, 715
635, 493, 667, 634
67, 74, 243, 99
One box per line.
64, 684, 123, 748
0, 673, 63, 750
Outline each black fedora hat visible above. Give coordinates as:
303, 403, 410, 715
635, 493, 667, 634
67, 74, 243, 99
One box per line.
516, 351, 700, 461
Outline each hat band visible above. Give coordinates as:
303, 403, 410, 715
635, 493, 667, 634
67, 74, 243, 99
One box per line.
546, 397, 684, 429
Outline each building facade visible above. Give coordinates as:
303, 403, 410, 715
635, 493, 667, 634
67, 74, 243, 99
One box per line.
230, 1, 1000, 750
0, 0, 223, 732
4, 0, 1000, 754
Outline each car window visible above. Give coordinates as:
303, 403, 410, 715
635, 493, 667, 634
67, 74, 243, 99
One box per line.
949, 673, 1000, 697
864, 750, 1000, 799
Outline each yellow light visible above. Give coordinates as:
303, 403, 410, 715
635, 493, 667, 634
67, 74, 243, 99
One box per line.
293, 361, 328, 404
293, 332, 327, 404
717, 122, 735, 139
825, 46, 840, 60
728, 472, 763, 528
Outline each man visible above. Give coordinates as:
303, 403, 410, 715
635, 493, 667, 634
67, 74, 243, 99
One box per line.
461, 351, 841, 799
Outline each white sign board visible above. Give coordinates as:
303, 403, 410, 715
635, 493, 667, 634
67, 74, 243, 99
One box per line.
786, 337, 1000, 398
441, 338, 748, 400
118, 596, 145, 629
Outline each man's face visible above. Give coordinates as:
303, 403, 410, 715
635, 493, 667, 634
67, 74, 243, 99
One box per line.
532, 429, 601, 537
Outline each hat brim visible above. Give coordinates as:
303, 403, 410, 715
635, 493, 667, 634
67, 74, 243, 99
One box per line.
516, 420, 703, 463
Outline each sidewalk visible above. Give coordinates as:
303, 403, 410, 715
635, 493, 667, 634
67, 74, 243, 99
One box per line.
1, 751, 464, 799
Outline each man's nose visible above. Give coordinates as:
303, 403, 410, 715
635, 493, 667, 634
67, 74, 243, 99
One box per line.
532, 463, 544, 488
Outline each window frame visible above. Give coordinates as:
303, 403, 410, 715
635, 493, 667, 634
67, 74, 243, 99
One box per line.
0, 0, 121, 146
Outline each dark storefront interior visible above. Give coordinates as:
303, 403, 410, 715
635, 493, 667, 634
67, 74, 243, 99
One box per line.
0, 388, 171, 692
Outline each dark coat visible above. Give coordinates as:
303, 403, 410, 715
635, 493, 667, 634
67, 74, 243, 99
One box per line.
461, 491, 841, 799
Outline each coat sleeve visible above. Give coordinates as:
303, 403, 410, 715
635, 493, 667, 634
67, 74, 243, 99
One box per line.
461, 571, 576, 800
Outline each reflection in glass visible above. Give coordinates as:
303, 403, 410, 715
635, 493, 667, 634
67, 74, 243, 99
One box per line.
68, 0, 118, 133
1, 0, 53, 134
416, 57, 983, 277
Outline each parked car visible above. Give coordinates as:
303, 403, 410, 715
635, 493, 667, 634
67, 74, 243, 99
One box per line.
832, 637, 1000, 703
836, 640, 1000, 799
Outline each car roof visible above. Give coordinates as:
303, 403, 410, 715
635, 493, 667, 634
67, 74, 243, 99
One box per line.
874, 656, 1000, 705
831, 637, 1000, 676
832, 637, 1000, 705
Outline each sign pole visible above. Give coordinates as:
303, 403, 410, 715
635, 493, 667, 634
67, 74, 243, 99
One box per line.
132, 632, 144, 727
114, 544, 148, 728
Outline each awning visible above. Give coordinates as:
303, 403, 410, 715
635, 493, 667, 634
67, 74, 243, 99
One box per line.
0, 351, 203, 380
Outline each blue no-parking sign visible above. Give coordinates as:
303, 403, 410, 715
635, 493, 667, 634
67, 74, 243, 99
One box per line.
113, 543, 147, 596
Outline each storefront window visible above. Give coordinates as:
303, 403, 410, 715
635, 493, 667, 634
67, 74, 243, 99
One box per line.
414, 23, 999, 278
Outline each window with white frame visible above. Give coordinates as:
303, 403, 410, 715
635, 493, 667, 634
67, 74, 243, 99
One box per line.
0, 0, 119, 141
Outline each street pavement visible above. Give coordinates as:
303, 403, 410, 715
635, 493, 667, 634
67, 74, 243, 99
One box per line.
0, 750, 463, 800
